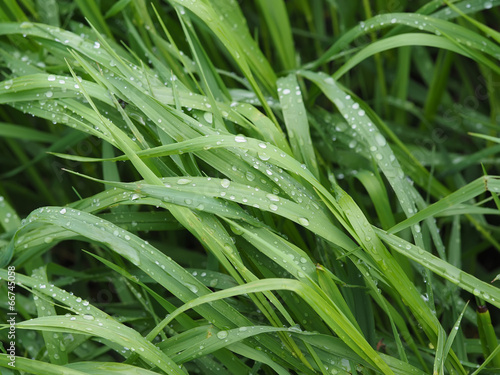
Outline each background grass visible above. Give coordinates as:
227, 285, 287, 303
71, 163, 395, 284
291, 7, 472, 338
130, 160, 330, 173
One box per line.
0, 0, 500, 374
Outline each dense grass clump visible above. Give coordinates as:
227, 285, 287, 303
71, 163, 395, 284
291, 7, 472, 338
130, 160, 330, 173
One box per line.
1, 0, 500, 374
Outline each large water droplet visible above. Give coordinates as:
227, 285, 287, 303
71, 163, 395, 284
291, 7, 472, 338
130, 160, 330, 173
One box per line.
298, 217, 309, 226
266, 193, 280, 202
245, 171, 255, 181
375, 133, 387, 146
217, 330, 228, 339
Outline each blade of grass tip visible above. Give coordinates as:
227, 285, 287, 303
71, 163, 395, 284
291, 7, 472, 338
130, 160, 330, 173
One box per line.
433, 301, 469, 374
441, 302, 469, 374
376, 228, 500, 310
2, 130, 89, 180
433, 325, 447, 375
75, 0, 113, 40
388, 177, 493, 234
469, 132, 500, 145
0, 122, 58, 143
174, 8, 226, 130
168, 0, 280, 125
104, 0, 131, 19
470, 344, 500, 375
150, 5, 197, 92
66, 56, 162, 186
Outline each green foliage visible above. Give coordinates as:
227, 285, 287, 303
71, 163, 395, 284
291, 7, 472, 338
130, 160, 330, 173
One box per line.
0, 0, 499, 374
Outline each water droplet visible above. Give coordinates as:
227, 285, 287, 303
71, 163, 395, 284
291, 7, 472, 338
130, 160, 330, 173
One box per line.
258, 152, 270, 161
282, 88, 290, 95
375, 134, 387, 146
269, 204, 278, 211
177, 178, 191, 185
234, 135, 247, 143
185, 283, 198, 294
82, 314, 95, 320
60, 208, 66, 214
203, 112, 213, 124
266, 193, 280, 201
217, 330, 228, 339
298, 217, 309, 226
45, 91, 53, 98
221, 179, 230, 188
47, 75, 56, 81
